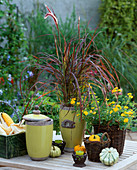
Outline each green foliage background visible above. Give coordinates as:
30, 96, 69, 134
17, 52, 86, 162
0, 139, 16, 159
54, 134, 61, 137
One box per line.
0, 0, 29, 115
99, 0, 137, 99
99, 0, 137, 42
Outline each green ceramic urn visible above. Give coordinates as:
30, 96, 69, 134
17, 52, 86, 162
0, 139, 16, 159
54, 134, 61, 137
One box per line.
23, 105, 53, 161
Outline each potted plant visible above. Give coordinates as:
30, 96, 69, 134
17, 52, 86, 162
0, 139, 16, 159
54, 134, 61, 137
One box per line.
20, 5, 120, 152
83, 87, 137, 155
72, 151, 87, 167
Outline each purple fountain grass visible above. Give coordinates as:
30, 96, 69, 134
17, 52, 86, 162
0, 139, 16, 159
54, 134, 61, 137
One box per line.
20, 5, 120, 121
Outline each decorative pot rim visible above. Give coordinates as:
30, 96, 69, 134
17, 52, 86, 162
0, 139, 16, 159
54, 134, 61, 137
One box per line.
72, 152, 87, 157
60, 105, 75, 111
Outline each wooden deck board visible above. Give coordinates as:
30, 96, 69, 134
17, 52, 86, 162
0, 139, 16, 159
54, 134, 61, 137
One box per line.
0, 140, 137, 170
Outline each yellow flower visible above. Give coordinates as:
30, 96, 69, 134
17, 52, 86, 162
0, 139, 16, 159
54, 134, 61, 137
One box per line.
76, 114, 80, 117
91, 107, 95, 109
97, 101, 99, 103
112, 87, 118, 93
77, 102, 80, 105
92, 112, 96, 115
112, 89, 117, 93
124, 118, 128, 123
127, 93, 132, 96
110, 110, 113, 114
72, 98, 76, 100
116, 105, 121, 109
111, 101, 115, 104
129, 95, 133, 99
89, 110, 93, 113
113, 107, 119, 112
121, 113, 125, 117
124, 111, 128, 114
118, 89, 122, 92
70, 99, 75, 105
124, 106, 128, 109
127, 111, 133, 115
83, 111, 88, 116
127, 93, 133, 98
105, 98, 109, 101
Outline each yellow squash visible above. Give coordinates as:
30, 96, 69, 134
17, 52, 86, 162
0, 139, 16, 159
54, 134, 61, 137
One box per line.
1, 112, 14, 126
89, 135, 100, 142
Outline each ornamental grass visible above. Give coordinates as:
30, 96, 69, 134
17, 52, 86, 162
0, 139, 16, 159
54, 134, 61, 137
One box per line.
20, 5, 121, 119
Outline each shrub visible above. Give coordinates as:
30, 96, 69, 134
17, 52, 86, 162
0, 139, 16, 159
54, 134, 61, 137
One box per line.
93, 29, 137, 99
99, 0, 136, 43
0, 0, 30, 115
98, 0, 137, 99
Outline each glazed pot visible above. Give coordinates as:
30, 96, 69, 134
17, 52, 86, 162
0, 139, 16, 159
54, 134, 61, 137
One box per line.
23, 105, 53, 161
59, 106, 85, 152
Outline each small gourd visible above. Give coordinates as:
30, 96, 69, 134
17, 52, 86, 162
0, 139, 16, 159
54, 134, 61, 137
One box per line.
100, 147, 119, 166
49, 146, 61, 158
74, 145, 86, 153
89, 135, 100, 142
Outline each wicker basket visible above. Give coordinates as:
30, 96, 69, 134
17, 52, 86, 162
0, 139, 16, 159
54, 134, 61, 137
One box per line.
94, 124, 126, 156
83, 132, 111, 162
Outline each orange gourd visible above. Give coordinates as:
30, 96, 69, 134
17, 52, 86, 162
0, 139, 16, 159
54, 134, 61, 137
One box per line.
74, 145, 86, 153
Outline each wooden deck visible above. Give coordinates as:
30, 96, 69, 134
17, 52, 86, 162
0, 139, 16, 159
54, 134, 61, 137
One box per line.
0, 140, 137, 170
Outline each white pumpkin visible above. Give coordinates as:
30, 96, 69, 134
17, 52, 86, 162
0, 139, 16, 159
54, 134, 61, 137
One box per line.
100, 147, 119, 166
50, 146, 61, 158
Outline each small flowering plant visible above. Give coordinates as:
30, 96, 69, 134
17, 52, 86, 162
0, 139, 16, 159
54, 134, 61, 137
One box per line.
71, 87, 137, 130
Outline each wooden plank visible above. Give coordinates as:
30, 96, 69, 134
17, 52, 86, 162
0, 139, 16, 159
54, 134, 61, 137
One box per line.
0, 140, 137, 170
105, 153, 137, 170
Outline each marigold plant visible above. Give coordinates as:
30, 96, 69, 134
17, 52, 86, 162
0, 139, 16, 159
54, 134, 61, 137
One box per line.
71, 87, 137, 130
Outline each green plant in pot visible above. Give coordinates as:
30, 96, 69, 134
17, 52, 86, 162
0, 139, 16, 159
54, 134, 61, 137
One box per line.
84, 86, 137, 155
20, 5, 120, 152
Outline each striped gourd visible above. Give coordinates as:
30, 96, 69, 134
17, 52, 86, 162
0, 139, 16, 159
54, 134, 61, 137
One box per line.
99, 147, 119, 166
50, 146, 61, 158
